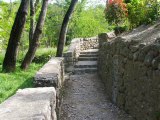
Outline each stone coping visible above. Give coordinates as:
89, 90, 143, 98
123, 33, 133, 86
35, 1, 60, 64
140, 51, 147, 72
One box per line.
34, 57, 64, 88
0, 87, 56, 120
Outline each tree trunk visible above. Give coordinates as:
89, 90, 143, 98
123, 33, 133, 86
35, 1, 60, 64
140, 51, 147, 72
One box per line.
21, 0, 49, 70
29, 0, 35, 45
29, 0, 39, 45
56, 0, 78, 57
2, 0, 29, 72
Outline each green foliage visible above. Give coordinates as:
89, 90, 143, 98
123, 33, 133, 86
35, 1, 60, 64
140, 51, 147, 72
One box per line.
105, 0, 160, 30
42, 4, 65, 47
114, 25, 128, 35
1, 1, 110, 49
0, 1, 19, 50
127, 0, 159, 28
68, 5, 109, 40
43, 1, 110, 46
32, 48, 57, 63
105, 1, 127, 25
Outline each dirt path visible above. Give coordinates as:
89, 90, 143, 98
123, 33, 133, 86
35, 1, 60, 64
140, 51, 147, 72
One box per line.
60, 74, 134, 120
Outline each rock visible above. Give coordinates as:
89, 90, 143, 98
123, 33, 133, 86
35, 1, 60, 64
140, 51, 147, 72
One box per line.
144, 51, 158, 67
34, 57, 64, 88
152, 55, 160, 69
0, 87, 57, 120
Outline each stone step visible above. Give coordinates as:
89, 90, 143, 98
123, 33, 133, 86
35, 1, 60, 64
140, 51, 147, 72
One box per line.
72, 68, 97, 75
75, 61, 97, 68
80, 49, 98, 55
79, 54, 98, 57
78, 57, 97, 61
80, 51, 98, 54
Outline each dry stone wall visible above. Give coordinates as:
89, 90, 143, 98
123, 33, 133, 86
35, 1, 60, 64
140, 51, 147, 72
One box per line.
80, 36, 98, 50
98, 31, 160, 120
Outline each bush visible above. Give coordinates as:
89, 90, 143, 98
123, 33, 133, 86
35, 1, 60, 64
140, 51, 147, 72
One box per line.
31, 48, 57, 64
105, 0, 128, 26
114, 26, 128, 35
127, 0, 160, 28
32, 53, 52, 64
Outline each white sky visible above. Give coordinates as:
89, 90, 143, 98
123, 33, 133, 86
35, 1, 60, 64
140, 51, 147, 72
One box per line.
1, 0, 106, 5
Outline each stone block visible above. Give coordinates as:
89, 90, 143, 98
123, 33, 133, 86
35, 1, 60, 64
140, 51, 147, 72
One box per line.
34, 57, 64, 88
0, 87, 57, 120
63, 52, 73, 57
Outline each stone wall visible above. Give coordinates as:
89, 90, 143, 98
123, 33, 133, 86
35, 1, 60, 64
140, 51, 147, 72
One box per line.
34, 57, 64, 89
80, 36, 98, 50
63, 37, 98, 68
0, 57, 65, 120
98, 32, 160, 120
0, 87, 57, 120
63, 38, 81, 67
34, 57, 64, 119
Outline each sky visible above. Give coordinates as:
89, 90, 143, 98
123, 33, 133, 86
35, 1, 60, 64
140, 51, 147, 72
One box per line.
1, 0, 106, 5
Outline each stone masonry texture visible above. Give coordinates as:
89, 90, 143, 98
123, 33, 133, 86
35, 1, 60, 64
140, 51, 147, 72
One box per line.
0, 87, 57, 120
34, 57, 64, 88
98, 23, 160, 120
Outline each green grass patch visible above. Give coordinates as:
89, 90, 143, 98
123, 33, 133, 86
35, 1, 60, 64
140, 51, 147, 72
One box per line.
0, 63, 43, 103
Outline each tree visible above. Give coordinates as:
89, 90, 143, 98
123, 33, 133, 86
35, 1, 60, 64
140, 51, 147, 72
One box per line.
69, 5, 108, 39
21, 0, 49, 70
29, 0, 40, 44
2, 0, 29, 72
43, 3, 65, 47
56, 0, 78, 57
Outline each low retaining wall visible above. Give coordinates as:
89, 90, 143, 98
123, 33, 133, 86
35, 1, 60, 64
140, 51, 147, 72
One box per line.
98, 32, 160, 120
34, 57, 64, 119
63, 38, 81, 67
34, 57, 64, 89
0, 87, 56, 120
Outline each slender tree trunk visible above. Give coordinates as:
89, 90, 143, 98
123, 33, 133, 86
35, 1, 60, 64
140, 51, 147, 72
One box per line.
56, 0, 78, 57
2, 0, 29, 72
29, 0, 39, 45
21, 0, 49, 70
29, 0, 35, 45
34, 0, 40, 11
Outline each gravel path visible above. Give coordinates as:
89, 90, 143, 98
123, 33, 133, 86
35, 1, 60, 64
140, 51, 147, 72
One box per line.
60, 74, 134, 120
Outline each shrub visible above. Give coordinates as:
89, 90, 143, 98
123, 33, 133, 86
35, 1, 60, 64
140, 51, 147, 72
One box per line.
114, 25, 128, 35
105, 0, 128, 26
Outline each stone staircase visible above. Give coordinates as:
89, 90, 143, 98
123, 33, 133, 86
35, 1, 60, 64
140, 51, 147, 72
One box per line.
73, 49, 98, 74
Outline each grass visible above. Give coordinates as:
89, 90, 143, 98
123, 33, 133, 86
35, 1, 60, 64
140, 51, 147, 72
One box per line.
0, 47, 69, 103
0, 63, 43, 103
